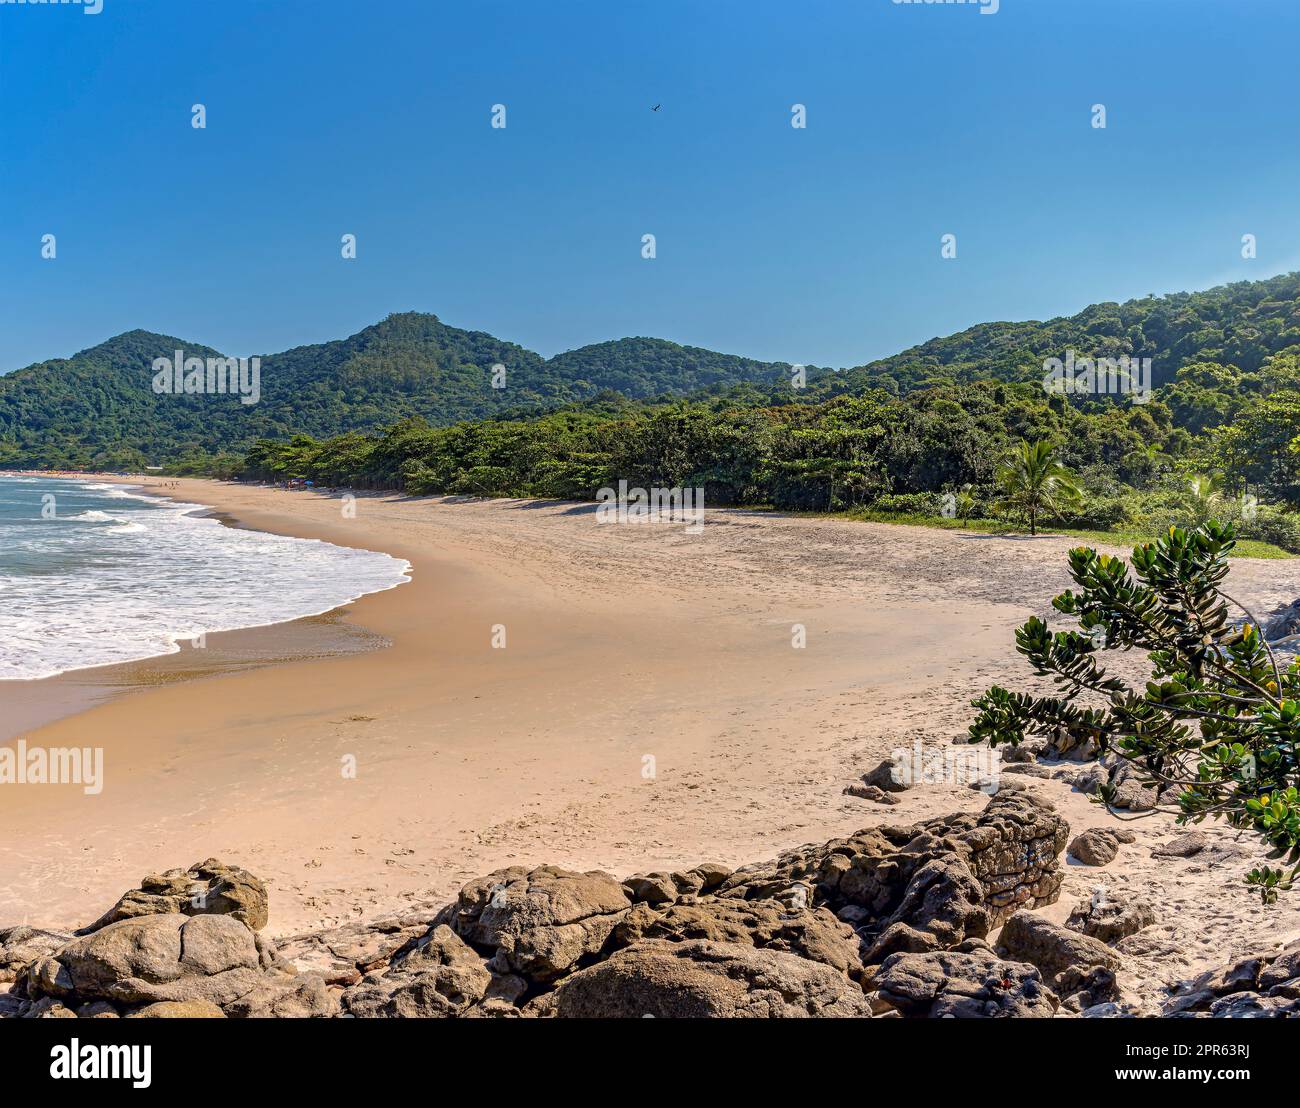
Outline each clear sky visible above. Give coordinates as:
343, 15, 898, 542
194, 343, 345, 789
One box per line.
2, 0, 1298, 373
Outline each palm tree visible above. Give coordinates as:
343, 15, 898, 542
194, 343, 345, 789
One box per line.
1185, 472, 1224, 526
955, 483, 976, 527
994, 439, 1082, 536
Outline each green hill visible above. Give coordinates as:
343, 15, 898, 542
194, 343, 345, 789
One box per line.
0, 314, 793, 469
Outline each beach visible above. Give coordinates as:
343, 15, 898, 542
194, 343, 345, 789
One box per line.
4, 480, 1300, 1004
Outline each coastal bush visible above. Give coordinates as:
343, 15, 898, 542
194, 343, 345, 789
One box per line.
969, 521, 1300, 901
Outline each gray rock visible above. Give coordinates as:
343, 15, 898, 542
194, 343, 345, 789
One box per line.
1066, 892, 1156, 943
1151, 831, 1209, 858
533, 939, 874, 1018
996, 911, 1121, 992
869, 946, 1058, 1018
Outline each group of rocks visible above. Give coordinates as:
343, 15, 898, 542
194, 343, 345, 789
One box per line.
0, 783, 1284, 1018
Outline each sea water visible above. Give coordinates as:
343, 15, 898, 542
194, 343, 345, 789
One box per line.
0, 476, 411, 681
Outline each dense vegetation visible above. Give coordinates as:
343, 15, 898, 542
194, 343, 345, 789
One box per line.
0, 314, 799, 470
970, 522, 1300, 900
8, 274, 1300, 550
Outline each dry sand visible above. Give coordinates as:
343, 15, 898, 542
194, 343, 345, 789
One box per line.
3, 478, 1299, 1006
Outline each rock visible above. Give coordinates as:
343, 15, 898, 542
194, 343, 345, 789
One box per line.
1151, 831, 1209, 858
844, 783, 902, 805
125, 999, 226, 1018
860, 757, 912, 793
623, 873, 679, 906
1207, 993, 1300, 1018
611, 898, 865, 980
868, 946, 1058, 1018
716, 790, 1068, 965
0, 926, 71, 979
1067, 763, 1108, 794
688, 863, 733, 891
342, 924, 519, 1018
223, 972, 339, 1018
1057, 964, 1120, 1011
17, 911, 333, 1017
438, 865, 631, 983
80, 859, 269, 933
532, 939, 874, 1018
1068, 828, 1121, 866
1263, 599, 1300, 642
1066, 891, 1156, 944
1002, 763, 1053, 778
996, 911, 1120, 993
1106, 761, 1158, 811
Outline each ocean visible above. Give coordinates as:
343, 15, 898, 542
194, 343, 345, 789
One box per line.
0, 476, 411, 681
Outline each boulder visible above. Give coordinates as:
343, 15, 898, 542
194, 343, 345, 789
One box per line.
0, 926, 71, 980
343, 924, 522, 1018
1068, 828, 1121, 866
611, 898, 865, 980
868, 944, 1059, 1018
1151, 831, 1209, 858
18, 912, 335, 1017
437, 865, 631, 982
1066, 891, 1156, 944
715, 791, 1068, 965
125, 999, 225, 1018
532, 939, 874, 1018
996, 911, 1120, 992
860, 757, 912, 793
80, 859, 268, 933
1263, 599, 1300, 642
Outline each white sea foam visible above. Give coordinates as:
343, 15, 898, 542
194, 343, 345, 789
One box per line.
0, 477, 411, 681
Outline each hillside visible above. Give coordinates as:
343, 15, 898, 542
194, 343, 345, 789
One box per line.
7, 273, 1300, 469
828, 271, 1300, 395
0, 314, 794, 469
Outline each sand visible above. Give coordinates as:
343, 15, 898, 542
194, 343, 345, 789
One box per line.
3, 478, 1299, 1007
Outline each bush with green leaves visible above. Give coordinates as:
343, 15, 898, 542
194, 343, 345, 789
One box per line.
968, 520, 1300, 901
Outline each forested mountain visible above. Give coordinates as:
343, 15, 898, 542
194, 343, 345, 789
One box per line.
825, 271, 1300, 396
7, 273, 1300, 478
0, 313, 794, 469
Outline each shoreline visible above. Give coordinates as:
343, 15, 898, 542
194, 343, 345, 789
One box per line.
0, 477, 404, 744
4, 478, 1300, 1000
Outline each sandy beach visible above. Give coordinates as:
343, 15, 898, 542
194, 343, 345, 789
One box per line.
4, 479, 1300, 1005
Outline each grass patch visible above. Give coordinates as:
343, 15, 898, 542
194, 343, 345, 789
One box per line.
834, 508, 1294, 560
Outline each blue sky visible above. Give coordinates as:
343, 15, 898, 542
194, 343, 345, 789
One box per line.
2, 0, 1297, 372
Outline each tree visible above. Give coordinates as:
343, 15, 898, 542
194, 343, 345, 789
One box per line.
1184, 472, 1225, 526
993, 439, 1082, 535
969, 521, 1300, 902
954, 483, 976, 527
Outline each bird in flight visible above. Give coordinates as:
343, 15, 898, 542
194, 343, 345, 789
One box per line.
651, 104, 661, 112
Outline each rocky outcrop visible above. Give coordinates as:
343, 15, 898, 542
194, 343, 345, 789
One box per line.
1164, 940, 1300, 1017
80, 858, 269, 934
996, 911, 1121, 1009
0, 926, 70, 981
11, 911, 335, 1019
867, 941, 1059, 1018
0, 792, 1076, 1020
